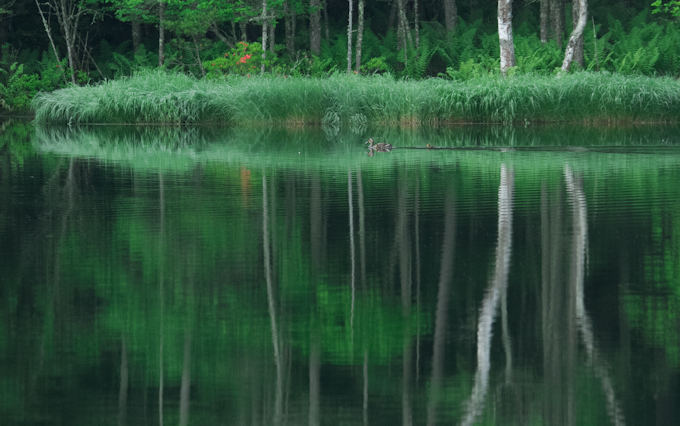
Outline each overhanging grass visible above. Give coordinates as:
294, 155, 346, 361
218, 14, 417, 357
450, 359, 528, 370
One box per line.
31, 70, 680, 125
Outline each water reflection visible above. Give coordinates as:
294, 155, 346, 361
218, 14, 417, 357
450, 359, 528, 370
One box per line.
3, 122, 680, 425
462, 165, 514, 426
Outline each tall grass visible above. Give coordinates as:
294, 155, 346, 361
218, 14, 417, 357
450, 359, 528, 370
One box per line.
32, 69, 680, 125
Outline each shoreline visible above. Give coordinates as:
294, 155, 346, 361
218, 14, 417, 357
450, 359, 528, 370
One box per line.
29, 70, 680, 125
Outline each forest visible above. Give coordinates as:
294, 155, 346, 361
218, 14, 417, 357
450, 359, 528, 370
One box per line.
0, 0, 679, 114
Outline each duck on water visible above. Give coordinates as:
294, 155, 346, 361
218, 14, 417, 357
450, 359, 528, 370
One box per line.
365, 138, 393, 152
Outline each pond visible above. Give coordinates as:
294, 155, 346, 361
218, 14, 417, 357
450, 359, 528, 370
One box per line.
2, 120, 680, 425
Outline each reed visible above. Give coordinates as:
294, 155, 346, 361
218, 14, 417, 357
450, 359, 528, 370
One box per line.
31, 70, 680, 125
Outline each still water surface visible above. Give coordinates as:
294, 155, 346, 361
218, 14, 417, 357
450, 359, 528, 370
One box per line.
2, 121, 680, 425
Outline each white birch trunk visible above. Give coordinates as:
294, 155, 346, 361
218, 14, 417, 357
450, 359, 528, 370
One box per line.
498, 0, 516, 75
355, 0, 365, 72
347, 0, 353, 73
159, 0, 165, 66
261, 0, 267, 74
561, 0, 587, 72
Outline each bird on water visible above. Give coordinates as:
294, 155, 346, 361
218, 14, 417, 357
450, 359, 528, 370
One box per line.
365, 138, 393, 152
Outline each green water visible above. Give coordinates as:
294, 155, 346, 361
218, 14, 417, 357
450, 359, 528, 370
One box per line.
2, 120, 680, 425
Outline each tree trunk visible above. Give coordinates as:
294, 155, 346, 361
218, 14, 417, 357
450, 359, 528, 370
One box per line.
570, 0, 584, 66
35, 0, 66, 83
240, 20, 247, 42
414, 0, 420, 50
53, 0, 81, 84
561, 0, 587, 71
270, 20, 276, 52
388, 0, 397, 31
132, 19, 141, 53
323, 0, 330, 42
193, 36, 205, 77
498, 0, 516, 74
310, 0, 321, 54
159, 0, 165, 66
355, 0, 365, 72
261, 0, 268, 73
212, 22, 235, 49
550, 0, 564, 48
540, 0, 550, 43
347, 0, 353, 73
396, 0, 414, 52
444, 0, 457, 33
284, 1, 294, 54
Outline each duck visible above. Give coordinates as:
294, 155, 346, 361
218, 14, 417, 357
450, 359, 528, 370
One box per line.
365, 138, 393, 152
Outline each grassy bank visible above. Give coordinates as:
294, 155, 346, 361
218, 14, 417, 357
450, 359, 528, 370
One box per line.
31, 70, 680, 125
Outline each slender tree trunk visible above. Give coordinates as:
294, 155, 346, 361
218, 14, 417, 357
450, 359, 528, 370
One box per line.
323, 0, 330, 42
0, 21, 5, 59
540, 0, 550, 43
193, 36, 205, 77
388, 0, 397, 31
355, 0, 365, 72
347, 0, 353, 73
284, 1, 294, 54
240, 20, 247, 42
310, 0, 321, 54
550, 0, 564, 48
132, 19, 141, 53
561, 0, 586, 71
397, 0, 414, 47
414, 0, 420, 50
54, 0, 80, 84
35, 0, 66, 83
159, 0, 165, 66
498, 0, 516, 74
444, 0, 457, 33
570, 0, 584, 67
270, 21, 276, 52
261, 0, 268, 73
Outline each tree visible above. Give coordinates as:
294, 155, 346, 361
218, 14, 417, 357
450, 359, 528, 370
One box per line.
498, 0, 516, 75
570, 0, 584, 67
540, 0, 550, 43
444, 0, 457, 32
310, 0, 320, 54
550, 0, 564, 48
355, 0, 365, 72
347, 0, 353, 73
38, 0, 98, 83
561, 0, 587, 71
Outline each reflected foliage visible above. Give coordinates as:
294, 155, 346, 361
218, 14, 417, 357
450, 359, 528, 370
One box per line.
1, 122, 680, 424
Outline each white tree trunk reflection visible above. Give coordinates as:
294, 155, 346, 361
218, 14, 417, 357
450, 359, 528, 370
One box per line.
461, 165, 514, 426
565, 166, 625, 426
263, 174, 283, 425
426, 192, 455, 426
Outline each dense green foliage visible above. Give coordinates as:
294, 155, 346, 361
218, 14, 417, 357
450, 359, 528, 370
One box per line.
1, 0, 680, 114
31, 70, 680, 124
